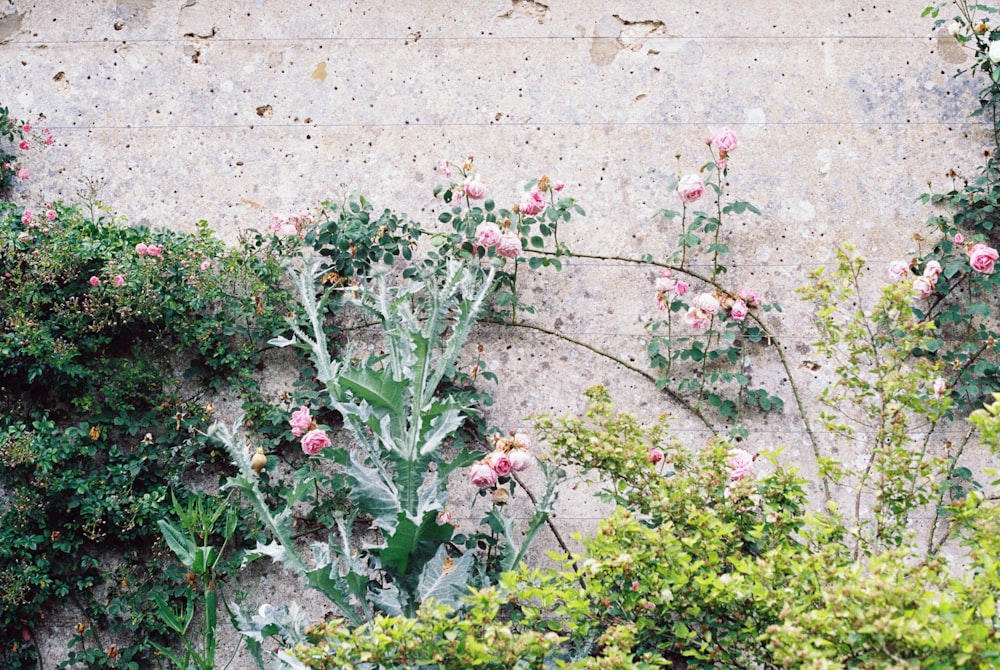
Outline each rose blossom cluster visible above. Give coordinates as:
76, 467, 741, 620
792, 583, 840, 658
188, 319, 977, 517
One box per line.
288, 406, 332, 455
654, 268, 690, 310
272, 210, 316, 238
469, 432, 534, 488
889, 258, 942, 300
681, 286, 761, 331
474, 222, 523, 259
135, 242, 164, 258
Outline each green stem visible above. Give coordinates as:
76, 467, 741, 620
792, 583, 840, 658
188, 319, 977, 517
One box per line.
484, 318, 718, 435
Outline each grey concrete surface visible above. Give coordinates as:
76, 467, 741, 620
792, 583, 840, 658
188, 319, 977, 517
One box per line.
1, 0, 994, 667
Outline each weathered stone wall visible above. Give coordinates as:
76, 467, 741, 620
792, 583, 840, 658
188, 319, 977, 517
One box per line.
1, 0, 991, 666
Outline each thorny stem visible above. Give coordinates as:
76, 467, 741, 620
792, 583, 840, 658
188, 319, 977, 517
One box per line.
928, 426, 977, 556
484, 317, 717, 436
509, 470, 584, 589
526, 248, 824, 494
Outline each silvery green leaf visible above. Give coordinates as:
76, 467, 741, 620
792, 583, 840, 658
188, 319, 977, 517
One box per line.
267, 335, 298, 348
245, 540, 289, 567
343, 449, 401, 532
370, 583, 402, 616
417, 545, 474, 609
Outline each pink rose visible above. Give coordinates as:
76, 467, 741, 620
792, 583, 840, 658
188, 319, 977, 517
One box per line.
113, 274, 125, 287
135, 243, 148, 256
44, 134, 54, 146
684, 307, 711, 330
512, 432, 532, 450
507, 447, 533, 472
88, 276, 100, 287
301, 429, 331, 455
45, 208, 56, 221
18, 140, 29, 151
200, 259, 212, 271
955, 232, 965, 244
22, 124, 31, 133
289, 406, 313, 438
969, 243, 999, 274
648, 447, 664, 464
655, 268, 677, 293
469, 460, 498, 488
437, 160, 454, 179
21, 210, 32, 226
474, 221, 502, 248
693, 292, 720, 315
464, 175, 486, 200
675, 281, 690, 296
17, 168, 29, 180
708, 128, 739, 154
912, 276, 934, 299
146, 244, 163, 257
923, 260, 942, 281
730, 299, 748, 322
496, 231, 523, 259
727, 448, 754, 481
437, 510, 453, 525
737, 286, 762, 307
519, 188, 546, 216
675, 174, 704, 204
487, 450, 512, 477
553, 180, 565, 192
887, 261, 910, 282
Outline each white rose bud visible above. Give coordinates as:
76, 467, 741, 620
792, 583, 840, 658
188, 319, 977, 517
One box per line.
949, 21, 963, 38
989, 39, 1000, 63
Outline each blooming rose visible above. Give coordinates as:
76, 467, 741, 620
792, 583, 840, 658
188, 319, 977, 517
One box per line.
200, 259, 212, 271
22, 124, 30, 133
648, 447, 664, 464
887, 261, 910, 282
146, 244, 163, 257
969, 243, 999, 273
21, 210, 32, 226
487, 450, 512, 477
437, 160, 453, 178
693, 292, 720, 315
437, 510, 453, 525
708, 128, 739, 154
675, 280, 690, 296
18, 140, 29, 151
520, 188, 546, 216
507, 447, 533, 472
496, 230, 523, 259
727, 448, 754, 481
512, 432, 532, 450
113, 274, 125, 287
923, 260, 942, 281
301, 429, 331, 455
990, 40, 1000, 63
655, 268, 677, 293
684, 307, 711, 330
955, 232, 964, 244
730, 299, 748, 322
912, 276, 934, 299
553, 180, 565, 191
474, 221, 502, 248
17, 168, 28, 180
135, 243, 149, 256
88, 276, 100, 287
675, 174, 704, 204
45, 208, 56, 221
469, 460, 498, 488
464, 175, 486, 200
289, 406, 313, 438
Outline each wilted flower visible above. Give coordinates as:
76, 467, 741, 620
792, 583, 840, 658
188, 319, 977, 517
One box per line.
684, 307, 711, 330
693, 292, 721, 315
887, 260, 910, 282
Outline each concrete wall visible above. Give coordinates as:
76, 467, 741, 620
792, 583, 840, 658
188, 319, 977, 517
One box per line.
1, 0, 990, 666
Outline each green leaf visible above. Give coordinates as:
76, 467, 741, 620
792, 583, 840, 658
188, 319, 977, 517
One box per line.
156, 519, 196, 568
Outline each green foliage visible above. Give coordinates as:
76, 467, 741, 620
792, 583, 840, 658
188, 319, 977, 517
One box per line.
0, 197, 293, 667
647, 153, 782, 438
